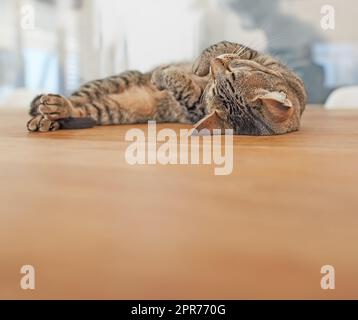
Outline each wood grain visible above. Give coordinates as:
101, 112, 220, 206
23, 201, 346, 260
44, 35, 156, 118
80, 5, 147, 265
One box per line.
0, 107, 357, 299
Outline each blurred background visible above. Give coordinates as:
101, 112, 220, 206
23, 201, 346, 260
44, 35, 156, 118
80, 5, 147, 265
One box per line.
1, 0, 358, 107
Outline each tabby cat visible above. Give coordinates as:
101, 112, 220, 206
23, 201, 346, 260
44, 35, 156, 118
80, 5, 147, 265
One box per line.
27, 41, 307, 135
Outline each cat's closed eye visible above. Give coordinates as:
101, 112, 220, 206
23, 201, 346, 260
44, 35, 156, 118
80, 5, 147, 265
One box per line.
228, 60, 245, 70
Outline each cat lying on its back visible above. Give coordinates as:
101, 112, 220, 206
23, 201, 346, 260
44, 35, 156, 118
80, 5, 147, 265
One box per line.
27, 41, 307, 135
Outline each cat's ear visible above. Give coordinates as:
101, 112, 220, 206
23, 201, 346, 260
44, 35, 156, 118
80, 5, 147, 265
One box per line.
192, 111, 228, 136
255, 91, 293, 109
254, 91, 293, 122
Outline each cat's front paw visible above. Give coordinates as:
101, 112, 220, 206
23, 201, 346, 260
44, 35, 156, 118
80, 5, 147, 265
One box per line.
36, 94, 72, 120
27, 115, 60, 132
193, 41, 239, 76
192, 56, 209, 77
151, 65, 171, 91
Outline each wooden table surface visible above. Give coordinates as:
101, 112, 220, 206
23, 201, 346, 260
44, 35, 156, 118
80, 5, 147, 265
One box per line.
0, 107, 357, 300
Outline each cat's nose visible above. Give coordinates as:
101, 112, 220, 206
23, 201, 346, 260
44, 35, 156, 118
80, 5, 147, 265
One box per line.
210, 58, 228, 77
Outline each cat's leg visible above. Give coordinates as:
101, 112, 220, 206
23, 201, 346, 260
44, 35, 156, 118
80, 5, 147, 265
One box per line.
27, 92, 136, 132
151, 66, 207, 123
27, 71, 152, 132
193, 41, 259, 76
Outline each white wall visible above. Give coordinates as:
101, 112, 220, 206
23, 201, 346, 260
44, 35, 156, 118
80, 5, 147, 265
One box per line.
92, 0, 200, 73
282, 0, 358, 42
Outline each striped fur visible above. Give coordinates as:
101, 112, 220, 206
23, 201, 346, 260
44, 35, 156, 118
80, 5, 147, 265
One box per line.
27, 41, 306, 135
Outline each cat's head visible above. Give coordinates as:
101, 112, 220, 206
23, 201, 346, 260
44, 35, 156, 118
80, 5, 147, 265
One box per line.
195, 54, 307, 135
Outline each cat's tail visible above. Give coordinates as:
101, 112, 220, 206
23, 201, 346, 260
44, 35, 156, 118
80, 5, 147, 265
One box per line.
57, 117, 97, 130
